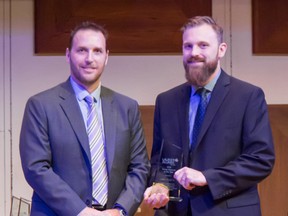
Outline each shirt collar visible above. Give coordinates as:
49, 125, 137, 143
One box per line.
191, 69, 221, 95
70, 76, 101, 102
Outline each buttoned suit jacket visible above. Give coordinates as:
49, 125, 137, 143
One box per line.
20, 79, 150, 216
150, 70, 274, 216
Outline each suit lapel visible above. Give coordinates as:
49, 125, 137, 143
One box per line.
59, 83, 116, 184
177, 83, 191, 165
196, 70, 231, 148
58, 81, 91, 161
100, 87, 116, 174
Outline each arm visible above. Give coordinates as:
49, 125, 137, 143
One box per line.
19, 96, 87, 215
203, 87, 275, 200
169, 87, 274, 202
112, 100, 150, 215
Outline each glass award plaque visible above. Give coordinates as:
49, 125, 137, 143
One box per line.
155, 140, 183, 202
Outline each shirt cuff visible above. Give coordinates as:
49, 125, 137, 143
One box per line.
113, 203, 127, 216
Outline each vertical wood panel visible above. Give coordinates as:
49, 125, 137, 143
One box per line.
259, 105, 288, 216
138, 106, 154, 216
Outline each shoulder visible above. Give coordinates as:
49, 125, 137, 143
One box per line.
26, 81, 72, 106
228, 75, 264, 96
157, 82, 190, 99
101, 86, 139, 107
220, 70, 264, 95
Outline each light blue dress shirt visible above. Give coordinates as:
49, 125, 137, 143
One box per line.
70, 77, 105, 140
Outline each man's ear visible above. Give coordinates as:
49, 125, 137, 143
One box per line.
218, 42, 227, 58
105, 50, 109, 65
65, 48, 70, 63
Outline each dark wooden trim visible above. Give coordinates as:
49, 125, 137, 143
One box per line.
34, 0, 211, 55
252, 0, 288, 55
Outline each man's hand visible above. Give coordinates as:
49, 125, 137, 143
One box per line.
174, 167, 207, 190
144, 183, 169, 209
103, 209, 123, 216
77, 207, 107, 216
78, 207, 123, 216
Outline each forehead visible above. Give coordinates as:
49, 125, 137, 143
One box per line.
72, 29, 106, 48
183, 24, 218, 44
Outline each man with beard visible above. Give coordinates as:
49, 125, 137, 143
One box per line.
144, 16, 274, 216
20, 21, 150, 216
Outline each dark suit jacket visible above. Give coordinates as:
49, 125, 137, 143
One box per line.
20, 79, 150, 216
150, 70, 274, 216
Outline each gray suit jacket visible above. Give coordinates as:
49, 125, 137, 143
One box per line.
20, 79, 150, 215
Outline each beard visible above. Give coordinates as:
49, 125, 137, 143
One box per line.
184, 55, 218, 87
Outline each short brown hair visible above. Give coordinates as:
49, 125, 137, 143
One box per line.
181, 16, 224, 44
69, 21, 108, 50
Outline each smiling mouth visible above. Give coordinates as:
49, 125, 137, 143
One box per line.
187, 61, 204, 65
82, 67, 96, 71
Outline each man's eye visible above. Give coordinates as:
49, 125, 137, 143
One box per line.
199, 43, 208, 48
94, 49, 102, 53
183, 44, 192, 50
77, 48, 85, 53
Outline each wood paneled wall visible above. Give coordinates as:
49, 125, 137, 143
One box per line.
34, 0, 211, 54
252, 0, 288, 54
138, 105, 288, 216
259, 105, 288, 216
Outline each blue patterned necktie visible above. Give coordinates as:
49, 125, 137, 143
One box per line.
191, 88, 209, 151
85, 95, 108, 206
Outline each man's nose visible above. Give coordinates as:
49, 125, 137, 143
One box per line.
85, 51, 94, 63
190, 46, 201, 56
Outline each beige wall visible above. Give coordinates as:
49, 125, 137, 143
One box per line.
0, 0, 12, 215
1, 0, 288, 215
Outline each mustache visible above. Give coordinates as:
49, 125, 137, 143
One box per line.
186, 56, 205, 63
